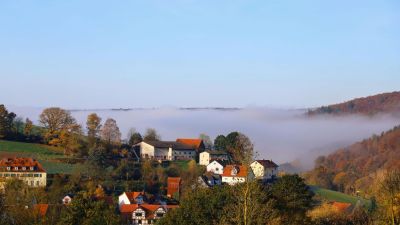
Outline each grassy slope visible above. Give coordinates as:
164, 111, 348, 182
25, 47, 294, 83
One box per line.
0, 140, 78, 174
310, 186, 371, 208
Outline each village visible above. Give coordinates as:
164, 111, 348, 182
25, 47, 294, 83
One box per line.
0, 138, 279, 225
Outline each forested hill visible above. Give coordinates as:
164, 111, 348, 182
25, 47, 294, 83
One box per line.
306, 125, 400, 194
307, 91, 400, 116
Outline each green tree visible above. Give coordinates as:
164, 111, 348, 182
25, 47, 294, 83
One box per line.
86, 113, 102, 147
58, 192, 120, 225
0, 104, 16, 139
143, 128, 161, 142
271, 174, 314, 224
213, 135, 227, 150
127, 128, 143, 146
24, 118, 33, 137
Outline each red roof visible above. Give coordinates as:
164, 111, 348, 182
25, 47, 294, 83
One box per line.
222, 165, 249, 178
167, 177, 181, 197
176, 139, 203, 149
120, 203, 172, 218
332, 202, 352, 212
125, 192, 144, 202
33, 204, 49, 217
0, 158, 46, 172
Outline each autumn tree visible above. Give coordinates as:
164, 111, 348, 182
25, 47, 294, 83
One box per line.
24, 118, 33, 137
86, 113, 102, 147
0, 104, 16, 139
39, 107, 81, 154
378, 170, 400, 225
100, 118, 121, 144
127, 128, 143, 146
143, 128, 161, 142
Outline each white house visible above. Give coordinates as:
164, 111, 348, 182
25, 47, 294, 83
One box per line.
250, 160, 278, 181
118, 192, 146, 207
199, 150, 229, 166
135, 141, 196, 161
222, 165, 254, 185
206, 160, 227, 175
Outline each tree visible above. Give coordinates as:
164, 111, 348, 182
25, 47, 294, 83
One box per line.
271, 174, 314, 224
0, 104, 16, 139
39, 107, 81, 150
86, 113, 102, 147
214, 135, 227, 150
127, 128, 143, 146
143, 128, 161, 142
379, 170, 400, 225
100, 118, 121, 144
199, 133, 212, 149
58, 191, 120, 225
13, 116, 24, 135
24, 118, 33, 137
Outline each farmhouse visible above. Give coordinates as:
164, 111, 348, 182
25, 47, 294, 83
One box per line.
222, 165, 254, 185
0, 157, 47, 188
176, 138, 205, 153
135, 141, 196, 161
199, 150, 229, 166
120, 203, 178, 225
250, 160, 278, 181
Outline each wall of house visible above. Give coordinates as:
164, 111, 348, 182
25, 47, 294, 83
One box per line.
172, 150, 195, 160
250, 162, 265, 178
0, 172, 46, 188
154, 147, 170, 160
206, 162, 224, 175
140, 142, 156, 159
222, 176, 246, 185
118, 193, 131, 206
199, 152, 210, 165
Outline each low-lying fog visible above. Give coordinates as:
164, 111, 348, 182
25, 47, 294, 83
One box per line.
9, 106, 400, 170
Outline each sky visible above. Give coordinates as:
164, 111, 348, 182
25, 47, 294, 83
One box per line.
0, 0, 399, 109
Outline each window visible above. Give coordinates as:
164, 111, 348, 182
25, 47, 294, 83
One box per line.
11, 174, 16, 177
34, 174, 40, 177
30, 181, 34, 186
36, 181, 39, 186
135, 213, 142, 217
22, 167, 26, 170
156, 213, 164, 217
6, 167, 10, 171
30, 167, 34, 171
14, 167, 18, 171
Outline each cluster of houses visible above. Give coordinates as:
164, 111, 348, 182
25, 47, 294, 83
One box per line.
0, 138, 279, 224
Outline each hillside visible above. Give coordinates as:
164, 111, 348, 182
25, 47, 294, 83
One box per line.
0, 140, 80, 174
306, 125, 400, 195
308, 91, 400, 116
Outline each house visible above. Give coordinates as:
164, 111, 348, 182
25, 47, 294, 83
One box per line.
206, 160, 228, 175
176, 138, 205, 153
222, 165, 254, 185
250, 160, 278, 181
120, 203, 178, 225
62, 194, 74, 205
167, 177, 181, 199
199, 150, 229, 166
135, 141, 196, 161
119, 192, 146, 206
197, 174, 222, 187
0, 157, 47, 188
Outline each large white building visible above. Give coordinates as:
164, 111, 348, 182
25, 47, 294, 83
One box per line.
135, 141, 196, 161
199, 150, 229, 166
0, 158, 47, 189
250, 160, 278, 181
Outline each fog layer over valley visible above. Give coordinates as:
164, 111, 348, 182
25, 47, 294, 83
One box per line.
9, 106, 400, 170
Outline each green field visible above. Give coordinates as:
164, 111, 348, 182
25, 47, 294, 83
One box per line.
0, 140, 80, 174
310, 186, 371, 208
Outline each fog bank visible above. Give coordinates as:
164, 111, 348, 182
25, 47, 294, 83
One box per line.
9, 106, 400, 169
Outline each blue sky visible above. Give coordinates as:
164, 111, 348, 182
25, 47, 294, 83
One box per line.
0, 0, 399, 109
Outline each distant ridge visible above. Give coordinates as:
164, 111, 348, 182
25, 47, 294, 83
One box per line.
308, 91, 400, 116
68, 107, 242, 112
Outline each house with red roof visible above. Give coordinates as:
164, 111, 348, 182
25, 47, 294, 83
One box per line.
0, 157, 47, 188
120, 203, 178, 225
118, 191, 146, 207
221, 165, 254, 185
176, 138, 205, 153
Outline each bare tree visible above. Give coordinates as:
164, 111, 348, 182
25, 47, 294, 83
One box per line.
100, 118, 121, 144
143, 128, 161, 142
